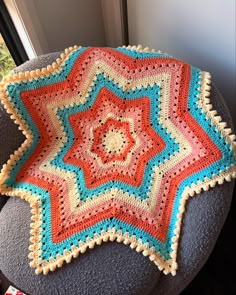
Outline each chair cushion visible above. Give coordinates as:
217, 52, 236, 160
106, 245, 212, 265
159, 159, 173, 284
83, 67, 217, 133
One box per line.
0, 52, 234, 295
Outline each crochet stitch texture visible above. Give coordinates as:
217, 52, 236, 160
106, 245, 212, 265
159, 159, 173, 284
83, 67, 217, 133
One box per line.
0, 45, 235, 275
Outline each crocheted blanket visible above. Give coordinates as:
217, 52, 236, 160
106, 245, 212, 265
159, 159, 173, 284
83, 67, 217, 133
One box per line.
0, 45, 235, 276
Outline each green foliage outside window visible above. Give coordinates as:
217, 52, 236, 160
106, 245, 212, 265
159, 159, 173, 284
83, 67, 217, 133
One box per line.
0, 38, 16, 81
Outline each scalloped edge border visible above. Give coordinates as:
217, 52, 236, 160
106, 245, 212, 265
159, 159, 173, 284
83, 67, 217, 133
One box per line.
0, 45, 235, 276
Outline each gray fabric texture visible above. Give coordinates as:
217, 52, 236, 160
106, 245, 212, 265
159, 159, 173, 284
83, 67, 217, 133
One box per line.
0, 52, 234, 295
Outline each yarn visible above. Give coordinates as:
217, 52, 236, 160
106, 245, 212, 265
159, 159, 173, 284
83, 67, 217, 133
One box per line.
0, 45, 235, 276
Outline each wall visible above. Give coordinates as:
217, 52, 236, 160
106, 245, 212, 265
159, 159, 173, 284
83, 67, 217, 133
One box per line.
127, 0, 236, 125
33, 0, 106, 51
13, 0, 106, 54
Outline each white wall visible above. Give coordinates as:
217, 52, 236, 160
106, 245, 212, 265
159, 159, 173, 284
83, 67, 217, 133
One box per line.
127, 0, 236, 125
13, 0, 106, 54
33, 0, 106, 51
6, 0, 126, 56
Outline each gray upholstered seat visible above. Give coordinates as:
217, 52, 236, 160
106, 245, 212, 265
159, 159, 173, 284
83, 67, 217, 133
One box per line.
0, 53, 234, 295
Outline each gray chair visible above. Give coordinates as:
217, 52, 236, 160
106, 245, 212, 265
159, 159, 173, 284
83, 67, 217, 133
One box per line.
0, 53, 234, 295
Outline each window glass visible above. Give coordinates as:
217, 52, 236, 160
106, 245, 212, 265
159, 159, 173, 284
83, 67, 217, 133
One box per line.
0, 33, 16, 81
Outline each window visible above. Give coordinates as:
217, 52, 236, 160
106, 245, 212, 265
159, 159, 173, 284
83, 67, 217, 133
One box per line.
0, 33, 15, 80
0, 0, 28, 80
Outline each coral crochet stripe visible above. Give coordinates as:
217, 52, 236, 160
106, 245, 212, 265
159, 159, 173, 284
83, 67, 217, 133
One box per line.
0, 45, 236, 276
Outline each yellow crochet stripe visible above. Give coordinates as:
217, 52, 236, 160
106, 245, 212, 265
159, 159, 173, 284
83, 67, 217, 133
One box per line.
0, 45, 235, 277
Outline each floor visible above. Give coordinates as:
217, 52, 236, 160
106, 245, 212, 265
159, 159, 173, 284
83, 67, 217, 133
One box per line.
0, 272, 24, 295
182, 190, 236, 295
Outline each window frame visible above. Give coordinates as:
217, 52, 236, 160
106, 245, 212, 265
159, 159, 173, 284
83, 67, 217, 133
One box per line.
0, 0, 28, 66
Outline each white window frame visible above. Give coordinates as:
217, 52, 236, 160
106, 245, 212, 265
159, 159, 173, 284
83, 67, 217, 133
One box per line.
4, 0, 49, 59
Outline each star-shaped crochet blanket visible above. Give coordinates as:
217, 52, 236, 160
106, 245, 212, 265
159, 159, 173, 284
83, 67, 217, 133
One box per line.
0, 46, 235, 275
